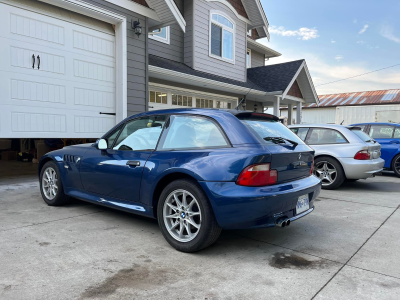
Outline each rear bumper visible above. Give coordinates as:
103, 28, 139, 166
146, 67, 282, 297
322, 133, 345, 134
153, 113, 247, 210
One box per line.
339, 158, 385, 179
199, 175, 321, 230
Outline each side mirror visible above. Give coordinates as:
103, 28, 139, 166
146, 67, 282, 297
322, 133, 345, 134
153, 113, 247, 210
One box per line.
97, 139, 108, 150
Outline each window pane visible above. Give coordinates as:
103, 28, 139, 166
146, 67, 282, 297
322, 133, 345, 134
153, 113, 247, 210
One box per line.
209, 100, 214, 108
211, 24, 222, 56
156, 92, 161, 103
178, 95, 182, 106
201, 99, 205, 108
162, 94, 167, 104
222, 29, 233, 60
227, 103, 231, 109
153, 27, 167, 39
162, 115, 228, 149
394, 127, 400, 138
239, 119, 304, 145
370, 125, 394, 139
307, 128, 347, 145
297, 128, 309, 141
216, 101, 221, 108
213, 14, 233, 29
172, 94, 177, 105
113, 116, 167, 151
183, 96, 187, 106
188, 97, 192, 107
247, 50, 251, 67
196, 99, 200, 108
150, 91, 155, 103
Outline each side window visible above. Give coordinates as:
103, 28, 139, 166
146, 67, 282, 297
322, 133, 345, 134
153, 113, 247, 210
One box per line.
113, 115, 167, 151
370, 125, 394, 139
104, 125, 123, 148
306, 128, 347, 145
394, 127, 400, 139
297, 128, 309, 141
161, 115, 229, 150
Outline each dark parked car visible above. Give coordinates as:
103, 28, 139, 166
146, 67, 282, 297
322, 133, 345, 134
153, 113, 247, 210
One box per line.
351, 123, 400, 177
39, 109, 321, 252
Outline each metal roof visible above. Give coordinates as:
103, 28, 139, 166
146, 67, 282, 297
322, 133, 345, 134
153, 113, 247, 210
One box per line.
304, 89, 400, 109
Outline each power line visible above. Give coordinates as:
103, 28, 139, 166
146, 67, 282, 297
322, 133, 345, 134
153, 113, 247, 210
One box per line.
315, 63, 400, 87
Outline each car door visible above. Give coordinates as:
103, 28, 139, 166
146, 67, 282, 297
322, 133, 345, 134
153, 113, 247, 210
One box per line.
368, 125, 397, 168
79, 115, 168, 202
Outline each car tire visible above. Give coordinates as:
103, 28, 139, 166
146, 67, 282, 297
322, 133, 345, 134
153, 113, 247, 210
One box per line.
39, 161, 71, 206
157, 179, 222, 253
392, 154, 400, 178
314, 156, 345, 190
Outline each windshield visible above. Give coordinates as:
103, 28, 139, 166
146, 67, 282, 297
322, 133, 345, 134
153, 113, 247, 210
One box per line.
350, 128, 373, 143
239, 118, 305, 145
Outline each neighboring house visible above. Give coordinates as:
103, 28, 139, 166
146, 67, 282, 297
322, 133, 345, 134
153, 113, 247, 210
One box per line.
0, 0, 318, 140
281, 89, 400, 125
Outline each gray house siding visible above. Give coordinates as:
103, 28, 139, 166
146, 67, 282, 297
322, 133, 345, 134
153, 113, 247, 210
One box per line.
148, 0, 184, 63
251, 50, 265, 68
80, 0, 148, 116
193, 0, 247, 82
184, 0, 194, 68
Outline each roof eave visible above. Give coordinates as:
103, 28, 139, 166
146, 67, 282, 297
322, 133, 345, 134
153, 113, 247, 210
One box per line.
146, 0, 186, 32
247, 38, 281, 58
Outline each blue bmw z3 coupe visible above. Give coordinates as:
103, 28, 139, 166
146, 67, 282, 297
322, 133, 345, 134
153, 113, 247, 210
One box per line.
39, 109, 321, 252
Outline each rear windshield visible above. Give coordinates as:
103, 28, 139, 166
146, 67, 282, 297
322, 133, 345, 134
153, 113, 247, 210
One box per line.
349, 128, 372, 142
238, 117, 305, 145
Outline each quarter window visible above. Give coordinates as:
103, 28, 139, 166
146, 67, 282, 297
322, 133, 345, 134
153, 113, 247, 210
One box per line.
306, 128, 347, 145
370, 125, 394, 139
104, 125, 123, 148
290, 128, 309, 141
394, 127, 400, 138
113, 116, 167, 151
161, 115, 229, 149
210, 12, 235, 62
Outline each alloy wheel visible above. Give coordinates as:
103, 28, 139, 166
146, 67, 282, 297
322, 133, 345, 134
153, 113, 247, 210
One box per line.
163, 189, 202, 243
42, 167, 58, 200
395, 156, 400, 175
314, 161, 337, 186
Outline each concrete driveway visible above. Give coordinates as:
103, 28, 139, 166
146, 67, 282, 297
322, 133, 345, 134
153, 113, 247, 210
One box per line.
0, 161, 399, 299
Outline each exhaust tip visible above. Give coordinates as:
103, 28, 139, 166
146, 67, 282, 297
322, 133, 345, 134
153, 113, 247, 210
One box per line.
286, 219, 291, 227
275, 217, 290, 228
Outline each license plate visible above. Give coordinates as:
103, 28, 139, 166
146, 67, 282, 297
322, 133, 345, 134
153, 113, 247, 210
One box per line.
296, 194, 310, 215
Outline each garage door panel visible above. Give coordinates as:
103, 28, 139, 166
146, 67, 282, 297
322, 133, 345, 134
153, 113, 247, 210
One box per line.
0, 1, 117, 139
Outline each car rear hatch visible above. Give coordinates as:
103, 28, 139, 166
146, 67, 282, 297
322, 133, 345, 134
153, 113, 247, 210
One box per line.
235, 112, 314, 184
349, 127, 381, 159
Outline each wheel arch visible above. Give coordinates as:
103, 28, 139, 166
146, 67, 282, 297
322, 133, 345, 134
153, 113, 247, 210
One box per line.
314, 154, 347, 178
38, 156, 56, 178
390, 152, 400, 172
151, 172, 200, 218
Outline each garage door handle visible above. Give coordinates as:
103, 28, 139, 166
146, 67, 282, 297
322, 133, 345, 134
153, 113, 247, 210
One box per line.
100, 112, 116, 116
37, 55, 40, 70
32, 54, 35, 69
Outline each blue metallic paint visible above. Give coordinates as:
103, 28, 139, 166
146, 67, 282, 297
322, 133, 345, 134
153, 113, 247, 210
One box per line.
39, 109, 321, 229
351, 123, 400, 169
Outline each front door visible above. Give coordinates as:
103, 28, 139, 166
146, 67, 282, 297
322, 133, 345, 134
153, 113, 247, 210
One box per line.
368, 125, 397, 168
79, 115, 168, 202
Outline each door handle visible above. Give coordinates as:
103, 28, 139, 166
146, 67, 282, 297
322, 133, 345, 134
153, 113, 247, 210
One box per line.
390, 140, 400, 144
37, 55, 40, 70
32, 54, 35, 69
126, 161, 140, 167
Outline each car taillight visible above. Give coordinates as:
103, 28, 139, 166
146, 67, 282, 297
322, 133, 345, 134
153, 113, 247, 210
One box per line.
310, 158, 314, 175
354, 150, 370, 160
236, 163, 277, 187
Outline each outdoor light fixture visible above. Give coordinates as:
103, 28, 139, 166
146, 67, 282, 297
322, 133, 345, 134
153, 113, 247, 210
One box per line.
132, 19, 142, 37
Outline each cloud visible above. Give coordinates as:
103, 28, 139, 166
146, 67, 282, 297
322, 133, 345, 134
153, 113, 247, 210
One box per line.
335, 55, 343, 61
331, 40, 336, 43
260, 46, 400, 94
269, 26, 319, 40
359, 24, 369, 34
380, 24, 400, 43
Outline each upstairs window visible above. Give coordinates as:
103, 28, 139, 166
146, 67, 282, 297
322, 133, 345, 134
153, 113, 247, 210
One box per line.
149, 26, 170, 44
210, 12, 235, 63
246, 49, 251, 68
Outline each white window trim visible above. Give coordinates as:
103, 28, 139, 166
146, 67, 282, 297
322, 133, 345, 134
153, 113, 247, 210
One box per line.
39, 0, 127, 123
149, 26, 170, 44
209, 10, 236, 65
247, 48, 251, 68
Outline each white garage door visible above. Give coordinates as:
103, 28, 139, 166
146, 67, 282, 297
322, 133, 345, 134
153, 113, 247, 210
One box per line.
0, 0, 116, 138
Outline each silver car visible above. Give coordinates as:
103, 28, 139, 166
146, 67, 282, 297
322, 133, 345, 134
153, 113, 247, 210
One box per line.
288, 124, 385, 189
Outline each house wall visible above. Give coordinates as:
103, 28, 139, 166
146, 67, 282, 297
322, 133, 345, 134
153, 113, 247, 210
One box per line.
281, 107, 336, 124
148, 0, 184, 63
184, 0, 194, 68
193, 0, 247, 82
251, 50, 265, 67
81, 0, 148, 116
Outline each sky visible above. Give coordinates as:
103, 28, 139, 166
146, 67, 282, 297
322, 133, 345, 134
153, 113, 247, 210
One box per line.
258, 0, 400, 95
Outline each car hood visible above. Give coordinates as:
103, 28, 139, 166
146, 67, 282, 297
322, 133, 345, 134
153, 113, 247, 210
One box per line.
63, 143, 93, 150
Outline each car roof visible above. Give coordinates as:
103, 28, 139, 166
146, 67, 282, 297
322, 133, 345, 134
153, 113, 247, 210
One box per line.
126, 108, 279, 121
351, 122, 400, 127
288, 124, 356, 130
